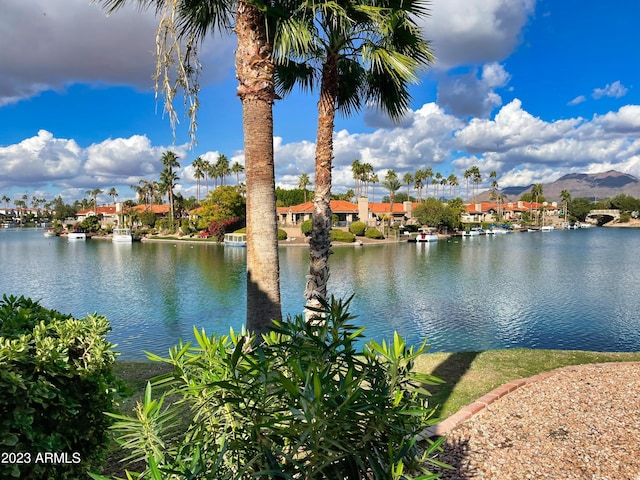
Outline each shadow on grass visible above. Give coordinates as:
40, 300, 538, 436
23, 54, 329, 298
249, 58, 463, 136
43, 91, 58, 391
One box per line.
428, 351, 480, 419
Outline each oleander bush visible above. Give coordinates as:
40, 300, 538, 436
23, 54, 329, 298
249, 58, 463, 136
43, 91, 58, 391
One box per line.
365, 227, 385, 239
0, 295, 121, 480
329, 228, 356, 243
349, 221, 367, 236
92, 297, 447, 480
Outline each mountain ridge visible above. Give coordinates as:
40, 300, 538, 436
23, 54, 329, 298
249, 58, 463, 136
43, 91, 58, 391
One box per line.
475, 170, 640, 202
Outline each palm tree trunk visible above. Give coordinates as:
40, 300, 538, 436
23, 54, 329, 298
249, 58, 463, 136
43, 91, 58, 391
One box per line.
304, 56, 338, 312
235, 0, 281, 334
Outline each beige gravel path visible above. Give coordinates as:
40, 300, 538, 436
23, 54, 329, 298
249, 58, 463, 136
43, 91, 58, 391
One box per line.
430, 362, 640, 479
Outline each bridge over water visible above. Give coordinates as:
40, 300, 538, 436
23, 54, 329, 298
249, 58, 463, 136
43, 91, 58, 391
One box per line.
586, 209, 620, 224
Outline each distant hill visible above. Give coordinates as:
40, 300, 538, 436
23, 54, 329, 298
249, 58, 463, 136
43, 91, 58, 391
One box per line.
474, 170, 640, 202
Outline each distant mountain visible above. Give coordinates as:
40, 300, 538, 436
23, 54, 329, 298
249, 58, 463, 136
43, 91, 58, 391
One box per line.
474, 170, 640, 202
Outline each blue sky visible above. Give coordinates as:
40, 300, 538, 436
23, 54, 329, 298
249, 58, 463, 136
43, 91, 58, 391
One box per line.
1, 0, 639, 205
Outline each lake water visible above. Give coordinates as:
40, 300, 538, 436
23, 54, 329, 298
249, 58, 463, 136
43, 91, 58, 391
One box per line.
1, 228, 639, 360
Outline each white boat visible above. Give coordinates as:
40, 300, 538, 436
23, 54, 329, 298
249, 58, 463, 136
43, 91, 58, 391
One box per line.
487, 228, 508, 235
415, 231, 438, 242
462, 228, 482, 237
112, 228, 133, 243
224, 232, 247, 247
67, 232, 86, 241
43, 228, 56, 238
541, 225, 555, 232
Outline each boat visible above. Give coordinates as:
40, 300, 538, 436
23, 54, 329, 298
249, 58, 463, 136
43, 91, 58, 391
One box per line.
462, 227, 483, 237
1, 221, 18, 229
224, 232, 247, 247
112, 228, 133, 243
415, 230, 438, 242
43, 228, 56, 238
541, 225, 555, 232
67, 232, 86, 241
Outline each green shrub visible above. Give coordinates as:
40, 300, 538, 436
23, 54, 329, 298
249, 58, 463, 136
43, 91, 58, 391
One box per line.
230, 226, 286, 239
349, 221, 367, 236
93, 297, 445, 480
0, 295, 121, 479
301, 218, 313, 236
365, 227, 385, 239
330, 229, 356, 243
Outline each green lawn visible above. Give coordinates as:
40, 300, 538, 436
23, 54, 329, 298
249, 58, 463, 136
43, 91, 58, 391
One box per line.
114, 349, 640, 421
102, 349, 640, 476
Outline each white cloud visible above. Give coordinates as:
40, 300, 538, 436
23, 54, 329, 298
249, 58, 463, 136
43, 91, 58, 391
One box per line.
592, 80, 628, 100
437, 63, 511, 118
0, 130, 82, 187
421, 0, 536, 70
0, 0, 235, 106
568, 96, 586, 106
454, 99, 582, 153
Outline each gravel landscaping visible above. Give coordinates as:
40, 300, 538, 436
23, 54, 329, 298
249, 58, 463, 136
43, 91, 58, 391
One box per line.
432, 363, 640, 479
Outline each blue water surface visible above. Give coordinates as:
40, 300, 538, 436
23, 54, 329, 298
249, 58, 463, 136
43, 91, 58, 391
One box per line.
1, 227, 639, 359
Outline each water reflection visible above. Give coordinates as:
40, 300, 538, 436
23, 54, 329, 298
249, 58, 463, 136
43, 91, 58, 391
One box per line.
1, 228, 640, 359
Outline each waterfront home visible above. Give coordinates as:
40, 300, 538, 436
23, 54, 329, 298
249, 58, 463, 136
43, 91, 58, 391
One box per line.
463, 200, 560, 224
75, 203, 171, 229
277, 198, 421, 228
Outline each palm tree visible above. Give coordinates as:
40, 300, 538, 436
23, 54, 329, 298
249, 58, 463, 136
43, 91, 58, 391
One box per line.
200, 158, 212, 195
159, 150, 180, 227
561, 189, 571, 222
99, 0, 283, 333
298, 173, 311, 202
470, 166, 481, 202
85, 188, 103, 214
434, 172, 442, 199
403, 172, 413, 200
464, 168, 472, 201
369, 173, 379, 202
382, 170, 402, 233
447, 173, 458, 198
360, 162, 374, 197
1, 195, 10, 211
215, 153, 231, 186
413, 169, 424, 201
231, 161, 244, 187
108, 188, 119, 205
423, 166, 433, 198
191, 156, 206, 202
531, 183, 543, 226
351, 159, 362, 198
276, 0, 433, 307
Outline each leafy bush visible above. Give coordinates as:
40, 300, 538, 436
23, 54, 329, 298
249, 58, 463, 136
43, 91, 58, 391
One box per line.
155, 218, 179, 233
80, 215, 102, 232
349, 220, 367, 236
301, 218, 313, 236
330, 228, 356, 243
92, 297, 446, 480
365, 227, 385, 239
233, 227, 287, 240
0, 295, 121, 479
207, 217, 245, 241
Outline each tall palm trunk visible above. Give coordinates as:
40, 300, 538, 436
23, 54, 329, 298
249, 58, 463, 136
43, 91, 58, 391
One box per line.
304, 55, 338, 310
235, 1, 282, 333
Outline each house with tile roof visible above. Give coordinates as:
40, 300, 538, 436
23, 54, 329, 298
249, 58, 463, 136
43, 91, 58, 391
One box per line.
75, 203, 171, 228
462, 200, 560, 224
277, 197, 421, 227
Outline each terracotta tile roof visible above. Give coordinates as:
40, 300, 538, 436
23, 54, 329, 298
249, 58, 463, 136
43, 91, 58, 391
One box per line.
368, 202, 419, 214
277, 200, 359, 214
132, 204, 170, 214
77, 205, 117, 215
